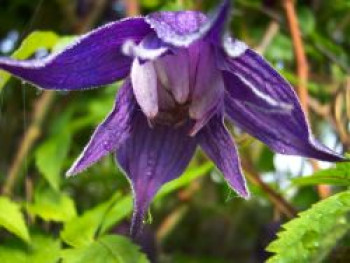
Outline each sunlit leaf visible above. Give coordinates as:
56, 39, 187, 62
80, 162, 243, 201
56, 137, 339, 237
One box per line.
61, 235, 149, 263
292, 162, 350, 186
267, 191, 350, 263
60, 193, 121, 247
0, 197, 30, 243
35, 132, 71, 191
156, 162, 213, 199
26, 187, 77, 222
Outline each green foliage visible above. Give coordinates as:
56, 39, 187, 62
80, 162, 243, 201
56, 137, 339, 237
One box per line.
35, 132, 71, 191
26, 187, 77, 222
60, 193, 121, 247
292, 162, 350, 186
0, 197, 30, 243
0, 31, 59, 91
156, 162, 213, 198
61, 235, 149, 263
0, 232, 61, 263
267, 191, 350, 263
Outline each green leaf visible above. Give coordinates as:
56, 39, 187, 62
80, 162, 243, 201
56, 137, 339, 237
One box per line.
99, 195, 133, 234
60, 193, 121, 247
0, 232, 60, 263
52, 36, 77, 52
298, 7, 316, 36
26, 187, 77, 222
61, 235, 149, 263
35, 131, 71, 191
0, 197, 30, 243
292, 162, 350, 186
267, 191, 350, 263
156, 162, 213, 198
0, 31, 59, 91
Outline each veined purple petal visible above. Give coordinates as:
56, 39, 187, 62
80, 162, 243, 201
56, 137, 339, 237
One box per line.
131, 59, 158, 119
197, 114, 249, 198
116, 113, 197, 238
224, 49, 344, 162
144, 0, 230, 47
189, 43, 225, 135
223, 71, 293, 113
66, 79, 137, 176
0, 17, 151, 90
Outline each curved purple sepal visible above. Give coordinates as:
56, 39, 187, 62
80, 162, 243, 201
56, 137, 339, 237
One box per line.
224, 49, 344, 162
197, 114, 249, 198
0, 18, 151, 90
66, 79, 137, 176
116, 113, 197, 238
145, 0, 230, 47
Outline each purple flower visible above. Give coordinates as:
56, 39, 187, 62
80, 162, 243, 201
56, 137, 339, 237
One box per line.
0, 1, 344, 237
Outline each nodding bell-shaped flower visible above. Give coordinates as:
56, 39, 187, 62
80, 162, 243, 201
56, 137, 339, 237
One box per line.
0, 0, 345, 238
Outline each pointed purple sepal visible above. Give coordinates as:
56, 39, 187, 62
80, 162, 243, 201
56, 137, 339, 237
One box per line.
0, 18, 151, 90
224, 49, 344, 162
145, 0, 230, 47
197, 113, 249, 198
116, 113, 197, 238
66, 79, 137, 176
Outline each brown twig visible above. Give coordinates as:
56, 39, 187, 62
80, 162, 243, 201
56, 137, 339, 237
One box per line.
2, 91, 55, 196
156, 205, 188, 242
124, 0, 140, 17
283, 0, 309, 115
282, 0, 332, 198
255, 20, 280, 54
241, 159, 297, 218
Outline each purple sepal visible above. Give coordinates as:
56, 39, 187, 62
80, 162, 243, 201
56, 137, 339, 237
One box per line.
144, 0, 230, 47
66, 79, 137, 176
224, 49, 344, 162
223, 71, 293, 114
116, 113, 197, 238
0, 18, 151, 90
197, 113, 249, 198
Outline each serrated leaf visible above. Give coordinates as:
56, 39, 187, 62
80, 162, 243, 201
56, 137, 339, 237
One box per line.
61, 235, 149, 263
292, 162, 350, 186
0, 197, 30, 243
267, 191, 350, 263
35, 131, 71, 191
0, 232, 60, 263
0, 31, 59, 91
26, 187, 77, 222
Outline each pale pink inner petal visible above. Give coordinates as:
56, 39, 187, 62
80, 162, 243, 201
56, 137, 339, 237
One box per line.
131, 59, 159, 119
154, 49, 190, 104
189, 43, 224, 131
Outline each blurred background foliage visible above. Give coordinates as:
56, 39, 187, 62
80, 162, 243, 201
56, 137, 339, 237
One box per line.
0, 0, 350, 262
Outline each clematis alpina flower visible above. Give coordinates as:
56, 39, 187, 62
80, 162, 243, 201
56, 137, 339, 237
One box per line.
0, 0, 344, 237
